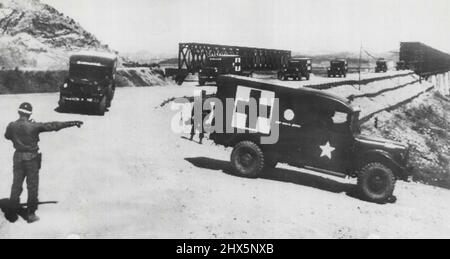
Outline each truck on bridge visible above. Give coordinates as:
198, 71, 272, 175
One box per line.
165, 43, 291, 85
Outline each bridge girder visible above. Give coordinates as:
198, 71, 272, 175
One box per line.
178, 43, 291, 73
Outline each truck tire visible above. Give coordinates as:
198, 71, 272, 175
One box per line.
106, 87, 114, 108
199, 80, 205, 86
278, 73, 283, 80
58, 99, 68, 112
231, 141, 265, 178
98, 96, 107, 116
357, 162, 396, 203
305, 74, 310, 81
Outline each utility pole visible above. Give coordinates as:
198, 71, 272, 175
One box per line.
358, 42, 363, 90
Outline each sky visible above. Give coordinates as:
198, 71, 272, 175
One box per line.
41, 0, 450, 56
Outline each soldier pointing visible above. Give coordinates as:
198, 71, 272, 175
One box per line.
4, 102, 83, 223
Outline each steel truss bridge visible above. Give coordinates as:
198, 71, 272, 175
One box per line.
177, 42, 291, 73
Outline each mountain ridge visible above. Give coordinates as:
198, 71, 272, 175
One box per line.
0, 0, 112, 69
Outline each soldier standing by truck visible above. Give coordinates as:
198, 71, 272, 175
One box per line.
4, 102, 83, 223
190, 90, 211, 144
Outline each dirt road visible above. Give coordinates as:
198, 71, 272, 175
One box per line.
0, 85, 449, 238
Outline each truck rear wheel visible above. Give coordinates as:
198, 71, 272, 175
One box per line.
231, 141, 265, 178
357, 162, 396, 203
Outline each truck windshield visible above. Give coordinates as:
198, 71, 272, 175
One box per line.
70, 64, 109, 80
288, 61, 304, 67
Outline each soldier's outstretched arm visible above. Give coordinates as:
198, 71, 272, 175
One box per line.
37, 121, 83, 133
4, 124, 12, 140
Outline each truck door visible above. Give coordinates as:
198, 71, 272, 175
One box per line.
299, 109, 353, 172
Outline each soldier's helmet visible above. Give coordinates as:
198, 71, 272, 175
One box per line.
18, 102, 33, 115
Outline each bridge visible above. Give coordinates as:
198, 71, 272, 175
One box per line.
400, 42, 450, 76
165, 43, 291, 84
177, 42, 291, 73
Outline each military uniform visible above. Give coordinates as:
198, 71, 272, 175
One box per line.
190, 91, 211, 144
4, 103, 82, 222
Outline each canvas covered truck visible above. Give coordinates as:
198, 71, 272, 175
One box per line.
277, 58, 312, 81
327, 59, 348, 78
208, 75, 411, 203
59, 52, 117, 115
396, 60, 407, 71
375, 59, 388, 73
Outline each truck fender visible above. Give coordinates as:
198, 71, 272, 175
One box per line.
357, 149, 406, 179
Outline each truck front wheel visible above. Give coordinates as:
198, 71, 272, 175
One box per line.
97, 96, 107, 116
277, 73, 283, 80
231, 141, 265, 178
357, 162, 396, 203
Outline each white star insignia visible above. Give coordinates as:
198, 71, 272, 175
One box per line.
320, 142, 335, 159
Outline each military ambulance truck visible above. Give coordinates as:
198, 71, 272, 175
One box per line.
198, 55, 252, 86
59, 52, 118, 115
209, 75, 410, 203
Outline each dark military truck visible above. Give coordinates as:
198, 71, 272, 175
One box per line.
327, 59, 348, 78
198, 55, 252, 86
375, 59, 388, 73
209, 75, 410, 203
59, 52, 118, 115
277, 58, 312, 81
396, 61, 407, 71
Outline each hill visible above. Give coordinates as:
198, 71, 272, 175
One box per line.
0, 0, 111, 69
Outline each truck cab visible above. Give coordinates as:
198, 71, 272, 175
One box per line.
208, 75, 410, 203
327, 59, 348, 78
59, 52, 118, 115
278, 58, 312, 81
198, 55, 251, 86
375, 59, 388, 73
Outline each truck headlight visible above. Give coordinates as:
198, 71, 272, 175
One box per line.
63, 83, 68, 89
